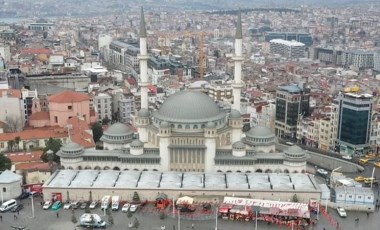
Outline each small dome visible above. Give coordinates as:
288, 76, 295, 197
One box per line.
61, 142, 83, 152
284, 145, 308, 162
206, 121, 216, 129
160, 121, 170, 128
138, 108, 150, 117
104, 123, 133, 136
229, 110, 241, 119
232, 141, 245, 149
285, 145, 305, 156
58, 141, 84, 157
246, 126, 275, 138
130, 139, 144, 148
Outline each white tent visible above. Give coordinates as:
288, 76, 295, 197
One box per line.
176, 196, 194, 205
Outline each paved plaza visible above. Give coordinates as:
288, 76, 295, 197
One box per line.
1, 196, 379, 230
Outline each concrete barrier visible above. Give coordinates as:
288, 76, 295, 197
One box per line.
307, 151, 364, 173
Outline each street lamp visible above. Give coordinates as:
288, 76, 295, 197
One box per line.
330, 166, 342, 187
215, 206, 218, 230
253, 205, 261, 230
30, 194, 35, 219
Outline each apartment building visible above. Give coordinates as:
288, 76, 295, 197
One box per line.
275, 83, 310, 139
117, 92, 135, 124
341, 50, 374, 70
94, 93, 112, 121
269, 39, 305, 59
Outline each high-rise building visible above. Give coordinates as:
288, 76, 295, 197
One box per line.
374, 52, 380, 72
341, 51, 374, 69
265, 32, 313, 47
269, 39, 305, 59
275, 83, 310, 139
336, 91, 373, 155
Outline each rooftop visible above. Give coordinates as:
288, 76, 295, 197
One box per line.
48, 91, 90, 103
270, 39, 305, 47
44, 170, 320, 192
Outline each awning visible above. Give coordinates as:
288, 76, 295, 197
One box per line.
176, 196, 194, 205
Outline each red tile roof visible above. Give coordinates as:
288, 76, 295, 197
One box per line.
5, 150, 43, 163
48, 91, 90, 103
15, 162, 51, 171
0, 128, 68, 142
67, 117, 95, 148
20, 48, 52, 55
0, 89, 21, 98
29, 111, 50, 121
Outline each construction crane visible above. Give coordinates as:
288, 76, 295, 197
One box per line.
153, 30, 212, 79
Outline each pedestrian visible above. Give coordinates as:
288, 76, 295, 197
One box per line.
337, 222, 339, 229
14, 214, 17, 220
0, 214, 2, 222
17, 209, 19, 215
56, 212, 59, 218
191, 223, 194, 229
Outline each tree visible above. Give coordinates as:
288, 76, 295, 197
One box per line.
102, 116, 111, 125
91, 122, 103, 143
213, 50, 220, 58
127, 209, 133, 219
14, 136, 21, 151
133, 217, 139, 228
3, 116, 22, 133
41, 138, 63, 163
159, 211, 165, 220
107, 211, 114, 226
7, 140, 14, 152
132, 192, 141, 204
71, 210, 78, 229
0, 154, 11, 171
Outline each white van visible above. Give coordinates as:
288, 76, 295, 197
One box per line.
111, 196, 120, 211
0, 199, 17, 212
100, 195, 111, 210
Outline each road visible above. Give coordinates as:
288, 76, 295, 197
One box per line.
1, 196, 380, 230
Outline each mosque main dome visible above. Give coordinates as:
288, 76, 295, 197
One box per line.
153, 91, 225, 123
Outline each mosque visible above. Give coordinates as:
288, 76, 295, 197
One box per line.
58, 9, 309, 174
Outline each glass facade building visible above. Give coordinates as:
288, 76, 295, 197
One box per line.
337, 92, 373, 155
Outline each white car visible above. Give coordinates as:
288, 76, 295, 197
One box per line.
122, 203, 131, 212
130, 204, 138, 213
89, 201, 98, 209
337, 207, 347, 217
342, 155, 352, 160
317, 169, 328, 175
43, 201, 52, 210
63, 202, 72, 210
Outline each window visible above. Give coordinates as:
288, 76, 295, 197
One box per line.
54, 116, 58, 123
68, 105, 72, 110
2, 187, 5, 192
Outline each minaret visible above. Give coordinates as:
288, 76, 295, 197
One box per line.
232, 11, 244, 112
138, 7, 149, 110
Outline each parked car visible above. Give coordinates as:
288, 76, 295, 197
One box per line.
359, 158, 369, 165
317, 169, 328, 176
80, 202, 88, 210
63, 202, 72, 210
18, 192, 30, 200
355, 176, 366, 182
122, 203, 131, 212
337, 207, 347, 217
52, 201, 62, 211
89, 201, 98, 209
374, 162, 380, 168
43, 201, 52, 210
11, 204, 24, 212
71, 201, 81, 209
342, 155, 352, 160
129, 204, 138, 213
364, 177, 378, 185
